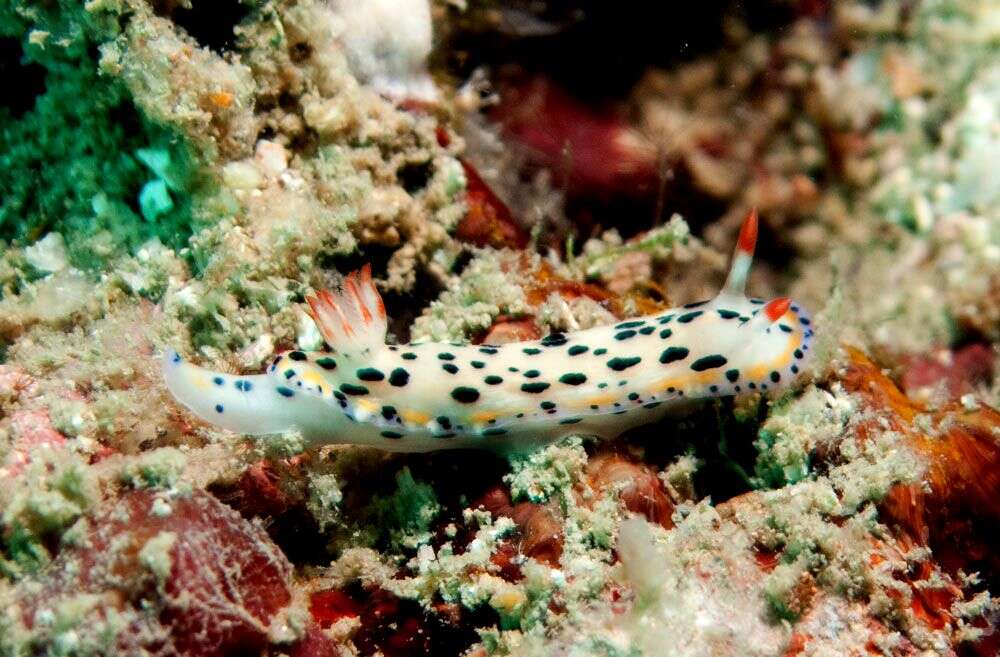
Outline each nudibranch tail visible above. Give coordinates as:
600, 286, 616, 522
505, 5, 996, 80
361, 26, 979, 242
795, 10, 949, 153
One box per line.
722, 208, 758, 296
162, 349, 301, 435
305, 263, 387, 356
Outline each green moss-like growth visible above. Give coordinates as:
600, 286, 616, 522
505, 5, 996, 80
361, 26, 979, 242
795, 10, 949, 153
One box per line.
0, 450, 99, 579
374, 466, 441, 551
0, 1, 203, 271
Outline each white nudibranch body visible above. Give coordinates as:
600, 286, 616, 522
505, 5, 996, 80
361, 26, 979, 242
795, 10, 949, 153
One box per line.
163, 211, 814, 453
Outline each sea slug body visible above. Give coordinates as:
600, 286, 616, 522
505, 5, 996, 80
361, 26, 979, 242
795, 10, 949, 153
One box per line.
163, 210, 814, 452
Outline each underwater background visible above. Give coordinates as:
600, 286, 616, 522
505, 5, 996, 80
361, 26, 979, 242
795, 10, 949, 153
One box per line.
1, 1, 998, 655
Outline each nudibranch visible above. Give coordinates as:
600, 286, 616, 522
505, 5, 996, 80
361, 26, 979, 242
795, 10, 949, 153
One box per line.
164, 210, 814, 452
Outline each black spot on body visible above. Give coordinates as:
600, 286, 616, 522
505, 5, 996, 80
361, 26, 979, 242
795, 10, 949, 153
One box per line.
559, 418, 582, 425
284, 369, 296, 379
437, 416, 452, 429
482, 428, 507, 436
800, 317, 811, 325
638, 326, 656, 335
356, 368, 384, 381
541, 333, 567, 347
690, 355, 728, 371
479, 347, 498, 355
677, 311, 703, 323
442, 363, 459, 374
718, 309, 740, 319
215, 404, 224, 413
524, 370, 540, 378
726, 369, 740, 382
402, 352, 417, 360
779, 324, 793, 333
213, 376, 224, 386
791, 365, 799, 374
471, 361, 486, 369
316, 357, 337, 370
659, 347, 689, 364
288, 351, 307, 361
683, 300, 708, 308
277, 386, 295, 398
628, 392, 640, 401
389, 368, 410, 386
438, 352, 455, 361
616, 320, 645, 329
381, 406, 397, 420
794, 349, 804, 359
559, 373, 587, 385
643, 402, 662, 409
484, 375, 503, 385
770, 371, 781, 383
607, 356, 641, 371
614, 330, 637, 341
340, 383, 369, 396
594, 348, 608, 356
659, 328, 673, 339
523, 347, 542, 355
658, 314, 675, 325
540, 401, 556, 410
521, 382, 550, 393
451, 387, 480, 403
235, 380, 253, 392
381, 431, 403, 439
568, 345, 589, 356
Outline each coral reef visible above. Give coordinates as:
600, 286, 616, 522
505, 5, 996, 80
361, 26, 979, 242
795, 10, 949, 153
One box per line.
1, 0, 998, 655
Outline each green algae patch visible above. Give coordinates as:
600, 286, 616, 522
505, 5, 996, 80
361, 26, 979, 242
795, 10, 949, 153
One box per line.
753, 384, 856, 488
375, 466, 441, 551
0, 2, 206, 271
118, 447, 187, 490
411, 251, 531, 343
307, 472, 344, 532
504, 436, 588, 503
0, 451, 99, 578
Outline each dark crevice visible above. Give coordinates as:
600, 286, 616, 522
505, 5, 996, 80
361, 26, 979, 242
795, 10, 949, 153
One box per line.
159, 0, 252, 55
625, 397, 765, 503
397, 160, 434, 195
0, 37, 47, 119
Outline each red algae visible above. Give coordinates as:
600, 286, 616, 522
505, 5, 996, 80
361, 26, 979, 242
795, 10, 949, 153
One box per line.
900, 344, 994, 400
14, 489, 300, 657
842, 347, 1000, 596
585, 451, 674, 528
493, 76, 657, 198
473, 484, 564, 568
454, 161, 529, 250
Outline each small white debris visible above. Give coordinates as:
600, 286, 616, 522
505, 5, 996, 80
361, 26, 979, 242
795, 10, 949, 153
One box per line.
24, 232, 69, 273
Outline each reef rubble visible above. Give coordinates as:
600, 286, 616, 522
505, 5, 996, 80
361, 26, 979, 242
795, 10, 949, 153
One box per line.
1, 1, 998, 656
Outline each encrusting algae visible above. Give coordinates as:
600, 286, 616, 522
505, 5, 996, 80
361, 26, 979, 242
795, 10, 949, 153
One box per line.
1, 0, 998, 656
